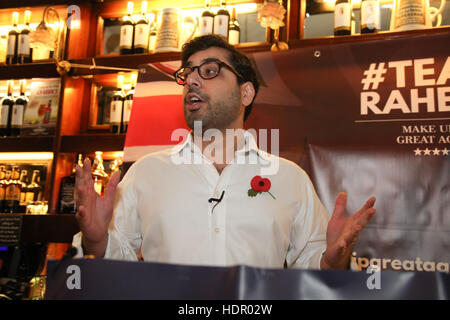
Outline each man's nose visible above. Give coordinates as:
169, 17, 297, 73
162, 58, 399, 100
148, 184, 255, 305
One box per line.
185, 68, 201, 87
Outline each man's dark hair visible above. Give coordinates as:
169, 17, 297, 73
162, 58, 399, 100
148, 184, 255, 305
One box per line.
181, 35, 260, 121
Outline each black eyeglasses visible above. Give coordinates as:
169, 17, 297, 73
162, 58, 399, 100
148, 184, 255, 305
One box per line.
173, 60, 243, 86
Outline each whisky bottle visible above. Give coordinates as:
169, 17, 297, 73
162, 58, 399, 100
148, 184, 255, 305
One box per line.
91, 151, 109, 196
110, 74, 125, 134
121, 73, 136, 133
6, 12, 19, 65
11, 80, 28, 137
200, 0, 214, 36
0, 80, 15, 137
58, 154, 82, 213
214, 1, 230, 40
133, 1, 150, 54
0, 166, 6, 212
18, 10, 32, 64
334, 0, 352, 36
120, 1, 135, 55
5, 165, 21, 213
25, 170, 42, 203
360, 0, 380, 34
228, 7, 240, 45
19, 169, 28, 206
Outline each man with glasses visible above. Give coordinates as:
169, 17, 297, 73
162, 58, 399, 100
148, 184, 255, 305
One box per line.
73, 35, 376, 271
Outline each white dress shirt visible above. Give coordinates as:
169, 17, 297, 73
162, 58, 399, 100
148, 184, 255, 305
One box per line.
73, 131, 329, 269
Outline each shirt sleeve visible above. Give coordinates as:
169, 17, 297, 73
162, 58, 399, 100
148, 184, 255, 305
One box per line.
285, 170, 329, 270
72, 163, 142, 261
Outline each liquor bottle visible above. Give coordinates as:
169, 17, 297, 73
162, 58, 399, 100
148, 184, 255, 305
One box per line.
360, 0, 380, 34
334, 0, 352, 36
121, 73, 137, 133
200, 0, 214, 36
5, 166, 21, 213
0, 81, 15, 137
133, 1, 150, 54
120, 1, 135, 55
1, 170, 11, 213
43, 100, 52, 124
228, 7, 240, 45
25, 170, 42, 203
18, 10, 32, 64
19, 169, 28, 207
148, 13, 158, 52
0, 166, 6, 212
6, 12, 19, 65
11, 80, 28, 137
58, 154, 82, 213
110, 74, 124, 134
213, 1, 230, 40
91, 151, 109, 196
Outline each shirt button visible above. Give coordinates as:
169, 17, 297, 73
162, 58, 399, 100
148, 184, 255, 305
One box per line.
214, 227, 220, 234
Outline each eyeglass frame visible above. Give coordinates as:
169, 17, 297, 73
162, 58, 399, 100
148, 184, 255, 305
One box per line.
173, 59, 244, 86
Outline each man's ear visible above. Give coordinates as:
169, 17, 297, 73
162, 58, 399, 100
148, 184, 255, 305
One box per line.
240, 82, 256, 107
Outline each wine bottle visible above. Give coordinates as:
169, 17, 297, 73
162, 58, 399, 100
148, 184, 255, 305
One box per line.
25, 170, 42, 203
360, 0, 380, 34
110, 74, 124, 134
5, 165, 21, 213
214, 0, 230, 40
0, 166, 6, 212
11, 80, 28, 137
1, 170, 11, 213
121, 73, 136, 133
134, 1, 150, 54
0, 81, 15, 137
19, 169, 28, 207
334, 0, 352, 36
200, 0, 214, 36
18, 10, 32, 64
6, 12, 19, 65
120, 1, 135, 55
228, 7, 240, 45
91, 151, 109, 196
148, 13, 158, 52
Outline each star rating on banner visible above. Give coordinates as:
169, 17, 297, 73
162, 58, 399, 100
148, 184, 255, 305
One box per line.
414, 148, 450, 156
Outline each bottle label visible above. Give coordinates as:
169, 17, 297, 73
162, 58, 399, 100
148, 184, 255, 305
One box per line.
6, 185, 20, 201
123, 100, 133, 123
395, 0, 426, 28
229, 29, 240, 45
7, 35, 16, 56
0, 105, 9, 126
120, 25, 134, 48
110, 100, 123, 124
11, 104, 24, 126
149, 33, 157, 52
134, 23, 150, 48
214, 15, 229, 38
334, 3, 351, 29
361, 1, 380, 30
18, 34, 30, 56
200, 16, 214, 35
25, 191, 36, 203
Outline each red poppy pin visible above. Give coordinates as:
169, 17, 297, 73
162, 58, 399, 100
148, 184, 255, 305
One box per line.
248, 176, 276, 199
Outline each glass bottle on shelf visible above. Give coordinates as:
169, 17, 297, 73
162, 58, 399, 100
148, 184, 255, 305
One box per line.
134, 1, 150, 54
120, 1, 135, 55
5, 165, 21, 213
0, 166, 6, 212
334, 0, 352, 36
200, 0, 214, 36
19, 169, 28, 207
91, 151, 109, 196
1, 170, 11, 213
360, 0, 380, 34
11, 80, 28, 137
148, 13, 158, 52
58, 154, 82, 214
110, 74, 125, 134
228, 7, 240, 45
121, 73, 137, 133
18, 10, 32, 64
7, 12, 19, 65
214, 0, 230, 40
1, 80, 15, 137
25, 170, 42, 203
